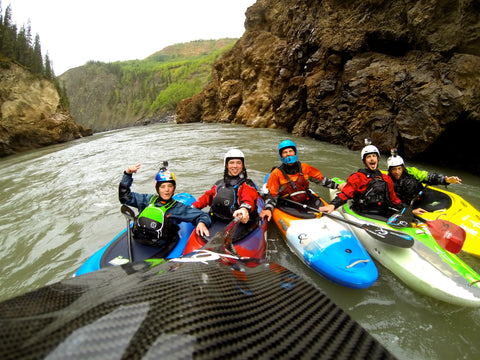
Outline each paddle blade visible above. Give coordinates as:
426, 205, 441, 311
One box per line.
200, 218, 241, 253
223, 218, 241, 256
425, 219, 466, 254
121, 205, 136, 221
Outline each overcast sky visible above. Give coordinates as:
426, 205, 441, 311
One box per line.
7, 0, 256, 75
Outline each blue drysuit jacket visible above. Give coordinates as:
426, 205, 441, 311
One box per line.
119, 172, 211, 228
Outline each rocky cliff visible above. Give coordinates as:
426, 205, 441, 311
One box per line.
177, 0, 480, 175
0, 59, 92, 157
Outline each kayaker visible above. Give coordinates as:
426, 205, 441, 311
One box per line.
192, 149, 259, 236
320, 140, 403, 218
119, 163, 211, 247
260, 140, 338, 221
386, 149, 462, 215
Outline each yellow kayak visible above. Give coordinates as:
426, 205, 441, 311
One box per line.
416, 186, 480, 257
333, 175, 480, 257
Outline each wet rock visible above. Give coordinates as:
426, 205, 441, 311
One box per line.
0, 62, 92, 157
176, 0, 480, 174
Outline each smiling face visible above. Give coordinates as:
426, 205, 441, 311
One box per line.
227, 159, 244, 177
364, 153, 379, 171
157, 182, 175, 200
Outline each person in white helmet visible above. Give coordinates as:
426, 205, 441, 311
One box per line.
320, 140, 403, 218
192, 149, 259, 230
387, 149, 462, 215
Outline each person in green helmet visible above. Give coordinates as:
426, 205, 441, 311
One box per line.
119, 163, 211, 249
386, 149, 462, 215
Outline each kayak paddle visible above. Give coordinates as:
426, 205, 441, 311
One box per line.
121, 204, 136, 261
387, 192, 466, 254
281, 198, 414, 248
200, 217, 241, 254
389, 211, 465, 254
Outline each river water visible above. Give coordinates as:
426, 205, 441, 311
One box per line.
1, 122, 480, 359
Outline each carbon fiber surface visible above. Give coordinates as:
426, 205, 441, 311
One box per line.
0, 252, 395, 359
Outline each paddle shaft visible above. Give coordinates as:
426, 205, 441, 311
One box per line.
121, 205, 135, 261
281, 198, 379, 231
280, 198, 413, 248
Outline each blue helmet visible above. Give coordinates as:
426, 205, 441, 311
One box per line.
278, 140, 298, 165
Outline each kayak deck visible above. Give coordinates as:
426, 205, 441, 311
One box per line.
340, 203, 480, 306
183, 197, 267, 258
418, 186, 480, 257
272, 204, 378, 289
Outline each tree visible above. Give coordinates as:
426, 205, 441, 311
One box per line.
31, 34, 43, 74
1, 4, 17, 58
16, 24, 30, 66
44, 52, 54, 79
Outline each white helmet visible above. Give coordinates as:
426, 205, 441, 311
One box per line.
361, 145, 380, 162
387, 148, 405, 168
361, 138, 381, 162
224, 148, 245, 166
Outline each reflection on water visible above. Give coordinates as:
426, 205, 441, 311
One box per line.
1, 122, 480, 360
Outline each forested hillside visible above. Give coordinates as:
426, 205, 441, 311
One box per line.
60, 39, 237, 131
0, 2, 90, 157
0, 2, 69, 108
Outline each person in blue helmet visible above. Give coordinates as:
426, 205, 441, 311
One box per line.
260, 140, 338, 221
119, 163, 211, 248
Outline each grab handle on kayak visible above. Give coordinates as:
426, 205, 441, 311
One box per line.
346, 259, 370, 268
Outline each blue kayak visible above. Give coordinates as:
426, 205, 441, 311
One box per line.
74, 193, 195, 276
262, 173, 378, 289
272, 202, 378, 289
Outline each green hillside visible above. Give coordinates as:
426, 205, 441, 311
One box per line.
60, 38, 237, 131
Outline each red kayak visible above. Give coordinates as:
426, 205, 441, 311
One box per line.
183, 196, 267, 258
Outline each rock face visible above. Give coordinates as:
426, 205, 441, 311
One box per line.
59, 64, 133, 132
177, 0, 480, 175
0, 61, 92, 157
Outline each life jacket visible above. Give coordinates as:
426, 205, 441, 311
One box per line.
353, 169, 391, 214
210, 178, 244, 221
133, 196, 179, 246
277, 163, 310, 203
392, 172, 423, 205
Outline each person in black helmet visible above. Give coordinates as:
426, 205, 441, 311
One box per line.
119, 164, 211, 248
